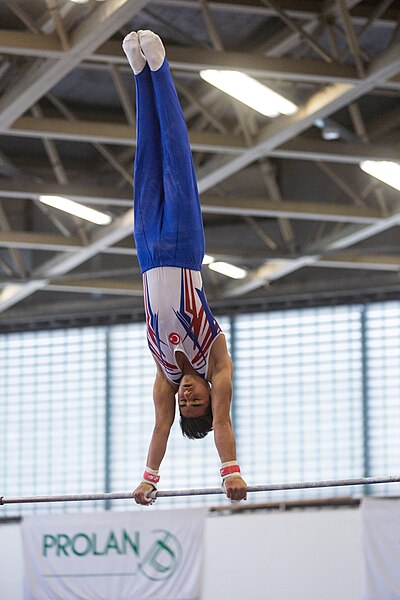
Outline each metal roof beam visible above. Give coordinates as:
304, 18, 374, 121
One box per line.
0, 0, 152, 131
46, 279, 143, 296
274, 138, 400, 164
152, 0, 400, 27
9, 116, 246, 154
2, 32, 400, 90
318, 254, 400, 271
196, 40, 400, 193
0, 209, 134, 313
226, 210, 400, 296
0, 182, 384, 222
1, 256, 399, 301
7, 117, 400, 164
0, 33, 360, 81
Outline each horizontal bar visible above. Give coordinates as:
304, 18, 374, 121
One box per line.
1, 475, 400, 505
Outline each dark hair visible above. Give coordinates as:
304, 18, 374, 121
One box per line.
179, 404, 213, 440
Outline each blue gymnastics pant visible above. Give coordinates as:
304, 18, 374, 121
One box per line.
134, 59, 205, 273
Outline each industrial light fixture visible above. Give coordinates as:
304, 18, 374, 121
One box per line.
360, 160, 400, 192
200, 70, 298, 118
314, 118, 340, 141
321, 124, 340, 141
39, 195, 112, 225
209, 261, 247, 279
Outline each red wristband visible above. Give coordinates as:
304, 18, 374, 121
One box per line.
143, 470, 160, 484
220, 462, 241, 480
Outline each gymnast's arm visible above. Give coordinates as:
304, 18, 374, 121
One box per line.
133, 363, 176, 505
210, 340, 247, 502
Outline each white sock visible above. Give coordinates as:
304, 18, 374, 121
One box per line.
122, 31, 146, 75
138, 30, 166, 72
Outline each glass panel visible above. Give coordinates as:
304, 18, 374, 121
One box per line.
234, 306, 364, 502
2, 300, 400, 514
1, 328, 106, 516
366, 302, 400, 497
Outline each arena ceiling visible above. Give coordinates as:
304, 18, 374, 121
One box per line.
0, 0, 400, 330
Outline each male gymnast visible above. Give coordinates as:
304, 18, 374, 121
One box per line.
122, 30, 247, 505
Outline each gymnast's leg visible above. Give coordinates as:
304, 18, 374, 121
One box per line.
122, 32, 164, 273
138, 31, 205, 271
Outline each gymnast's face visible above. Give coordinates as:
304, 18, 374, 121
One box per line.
177, 374, 211, 417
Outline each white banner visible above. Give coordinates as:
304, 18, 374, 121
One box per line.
22, 508, 207, 600
362, 497, 400, 600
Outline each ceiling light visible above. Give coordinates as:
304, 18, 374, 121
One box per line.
202, 254, 214, 265
209, 261, 247, 279
321, 124, 340, 140
69, 0, 90, 4
360, 161, 400, 192
0, 284, 24, 304
200, 70, 297, 118
39, 195, 112, 225
314, 118, 340, 141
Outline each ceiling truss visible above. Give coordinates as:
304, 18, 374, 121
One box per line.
0, 0, 399, 324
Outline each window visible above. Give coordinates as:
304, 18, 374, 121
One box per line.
1, 328, 106, 515
366, 302, 400, 497
1, 302, 399, 515
234, 306, 364, 502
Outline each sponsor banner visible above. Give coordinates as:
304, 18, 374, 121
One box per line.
22, 508, 207, 600
362, 497, 400, 599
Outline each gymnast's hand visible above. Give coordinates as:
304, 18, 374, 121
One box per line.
133, 482, 157, 505
223, 476, 247, 502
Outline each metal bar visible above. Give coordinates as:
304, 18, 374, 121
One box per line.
243, 216, 278, 251
0, 203, 26, 278
325, 19, 340, 58
315, 161, 365, 207
142, 7, 209, 48
109, 64, 135, 126
104, 329, 112, 510
336, 0, 365, 76
357, 0, 395, 41
1, 0, 41, 34
33, 199, 73, 238
31, 103, 89, 246
348, 102, 389, 215
261, 0, 335, 63
0, 0, 153, 131
175, 79, 227, 134
2, 475, 400, 505
0, 255, 13, 276
46, 94, 133, 186
45, 0, 70, 51
360, 306, 371, 495
199, 0, 224, 50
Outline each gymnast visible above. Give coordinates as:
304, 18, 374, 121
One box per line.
122, 31, 247, 505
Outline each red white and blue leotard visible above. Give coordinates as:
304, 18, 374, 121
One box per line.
144, 267, 222, 385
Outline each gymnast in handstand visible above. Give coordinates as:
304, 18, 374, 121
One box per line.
122, 31, 246, 504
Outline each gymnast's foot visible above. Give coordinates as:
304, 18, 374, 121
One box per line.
138, 30, 166, 71
122, 31, 146, 75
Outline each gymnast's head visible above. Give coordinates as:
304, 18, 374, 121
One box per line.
178, 374, 213, 439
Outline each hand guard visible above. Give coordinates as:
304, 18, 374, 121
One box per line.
220, 461, 243, 503
141, 467, 160, 505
